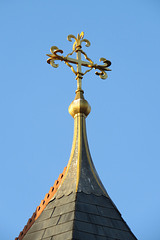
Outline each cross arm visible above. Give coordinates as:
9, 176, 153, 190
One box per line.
47, 32, 111, 80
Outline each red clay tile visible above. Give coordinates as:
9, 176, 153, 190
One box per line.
15, 166, 67, 240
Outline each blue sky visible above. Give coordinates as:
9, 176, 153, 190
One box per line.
0, 1, 160, 239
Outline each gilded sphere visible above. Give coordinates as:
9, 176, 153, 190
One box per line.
68, 90, 91, 118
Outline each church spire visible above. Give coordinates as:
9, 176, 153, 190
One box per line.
16, 32, 138, 240
46, 32, 111, 198
55, 88, 108, 198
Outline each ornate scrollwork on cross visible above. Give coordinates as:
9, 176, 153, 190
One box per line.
46, 32, 111, 90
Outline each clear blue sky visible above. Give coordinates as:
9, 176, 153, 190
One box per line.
0, 1, 160, 239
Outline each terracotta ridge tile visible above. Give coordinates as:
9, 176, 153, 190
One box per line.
15, 166, 67, 240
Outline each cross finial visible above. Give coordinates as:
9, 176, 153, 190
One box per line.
46, 32, 111, 91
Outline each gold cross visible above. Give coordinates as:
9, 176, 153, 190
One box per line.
46, 32, 111, 91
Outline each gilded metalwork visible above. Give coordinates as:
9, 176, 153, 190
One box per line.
52, 110, 109, 198
47, 32, 111, 90
68, 90, 91, 118
46, 32, 111, 198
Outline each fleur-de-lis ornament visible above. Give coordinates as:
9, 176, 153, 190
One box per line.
46, 32, 111, 90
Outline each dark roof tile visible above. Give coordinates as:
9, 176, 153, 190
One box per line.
23, 230, 45, 240
102, 226, 135, 240
74, 220, 105, 236
76, 201, 99, 215
53, 201, 75, 217
36, 209, 54, 223
58, 211, 75, 224
73, 230, 108, 240
97, 205, 122, 220
19, 191, 137, 240
43, 221, 73, 238
76, 192, 113, 208
43, 231, 73, 240
49, 192, 76, 207
28, 216, 59, 233
41, 238, 52, 240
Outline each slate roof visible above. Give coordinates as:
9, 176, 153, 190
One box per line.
21, 192, 137, 240
16, 90, 138, 240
